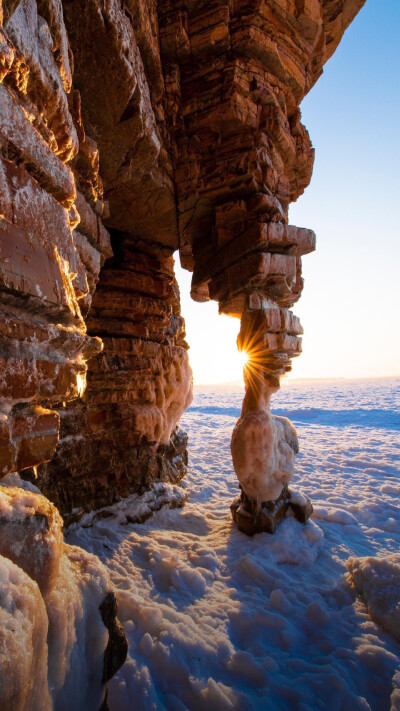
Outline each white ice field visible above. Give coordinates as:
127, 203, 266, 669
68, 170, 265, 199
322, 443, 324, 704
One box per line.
68, 377, 400, 711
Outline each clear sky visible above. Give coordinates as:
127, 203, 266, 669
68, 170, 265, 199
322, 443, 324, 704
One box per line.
175, 0, 400, 385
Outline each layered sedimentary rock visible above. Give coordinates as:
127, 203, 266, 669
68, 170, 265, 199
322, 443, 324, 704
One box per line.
36, 241, 192, 515
157, 0, 365, 532
0, 0, 193, 513
0, 0, 111, 484
0, 0, 364, 516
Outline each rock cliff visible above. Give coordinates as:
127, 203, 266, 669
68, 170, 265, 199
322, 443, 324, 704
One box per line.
0, 0, 364, 514
0, 0, 365, 705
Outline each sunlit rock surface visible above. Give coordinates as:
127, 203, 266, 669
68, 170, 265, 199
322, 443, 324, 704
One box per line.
33, 245, 193, 514
0, 0, 109, 491
0, 486, 63, 596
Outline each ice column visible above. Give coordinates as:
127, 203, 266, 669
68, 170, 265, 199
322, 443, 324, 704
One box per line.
230, 278, 314, 535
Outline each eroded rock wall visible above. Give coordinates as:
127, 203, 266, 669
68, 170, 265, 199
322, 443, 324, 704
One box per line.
0, 0, 111, 484
0, 0, 193, 514
0, 0, 365, 517
36, 240, 192, 515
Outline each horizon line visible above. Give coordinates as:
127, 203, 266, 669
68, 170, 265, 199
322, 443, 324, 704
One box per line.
193, 374, 400, 387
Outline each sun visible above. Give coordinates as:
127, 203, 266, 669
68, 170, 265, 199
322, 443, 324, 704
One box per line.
238, 349, 249, 368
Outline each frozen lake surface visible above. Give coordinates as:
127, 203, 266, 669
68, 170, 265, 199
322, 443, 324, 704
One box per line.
69, 377, 400, 711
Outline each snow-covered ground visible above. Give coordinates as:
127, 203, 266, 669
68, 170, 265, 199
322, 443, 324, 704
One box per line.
68, 377, 400, 711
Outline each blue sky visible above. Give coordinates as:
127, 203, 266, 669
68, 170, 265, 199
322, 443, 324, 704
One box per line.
176, 0, 400, 384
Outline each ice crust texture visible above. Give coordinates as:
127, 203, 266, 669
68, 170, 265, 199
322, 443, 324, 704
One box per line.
231, 409, 298, 502
67, 377, 400, 711
0, 487, 111, 711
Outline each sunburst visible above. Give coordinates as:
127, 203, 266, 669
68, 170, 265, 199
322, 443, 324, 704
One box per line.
237, 325, 284, 395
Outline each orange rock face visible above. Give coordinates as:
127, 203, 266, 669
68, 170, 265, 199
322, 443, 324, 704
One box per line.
0, 0, 108, 489
35, 241, 192, 514
0, 0, 365, 514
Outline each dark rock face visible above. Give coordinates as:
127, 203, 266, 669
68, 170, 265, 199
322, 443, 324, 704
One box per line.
231, 486, 313, 536
99, 592, 129, 685
28, 426, 189, 517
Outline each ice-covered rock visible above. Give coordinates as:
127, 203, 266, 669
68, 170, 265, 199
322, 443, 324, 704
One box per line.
231, 375, 300, 504
346, 554, 400, 642
0, 554, 52, 711
0, 487, 127, 710
46, 544, 112, 710
231, 410, 298, 502
0, 487, 63, 596
230, 375, 312, 534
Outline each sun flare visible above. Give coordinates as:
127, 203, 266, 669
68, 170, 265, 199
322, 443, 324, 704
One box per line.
238, 349, 249, 368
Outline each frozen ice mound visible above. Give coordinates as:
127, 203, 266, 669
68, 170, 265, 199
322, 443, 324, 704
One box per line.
0, 487, 116, 710
346, 554, 400, 643
0, 554, 52, 711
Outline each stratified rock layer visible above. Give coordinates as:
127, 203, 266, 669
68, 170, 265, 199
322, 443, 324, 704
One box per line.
0, 0, 194, 512
35, 242, 192, 514
156, 0, 364, 532
0, 0, 364, 513
0, 0, 110, 488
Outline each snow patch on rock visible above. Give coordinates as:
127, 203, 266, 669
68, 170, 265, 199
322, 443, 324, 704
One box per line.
68, 481, 188, 531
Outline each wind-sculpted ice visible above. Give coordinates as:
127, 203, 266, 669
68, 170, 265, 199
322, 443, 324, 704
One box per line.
230, 375, 312, 533
231, 408, 298, 502
0, 486, 126, 710
0, 487, 64, 597
347, 554, 400, 644
0, 555, 52, 711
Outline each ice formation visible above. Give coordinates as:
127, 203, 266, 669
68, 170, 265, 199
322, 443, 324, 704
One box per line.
231, 379, 298, 502
347, 554, 400, 643
45, 544, 111, 710
0, 486, 124, 710
0, 554, 52, 711
230, 366, 312, 533
0, 487, 64, 597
